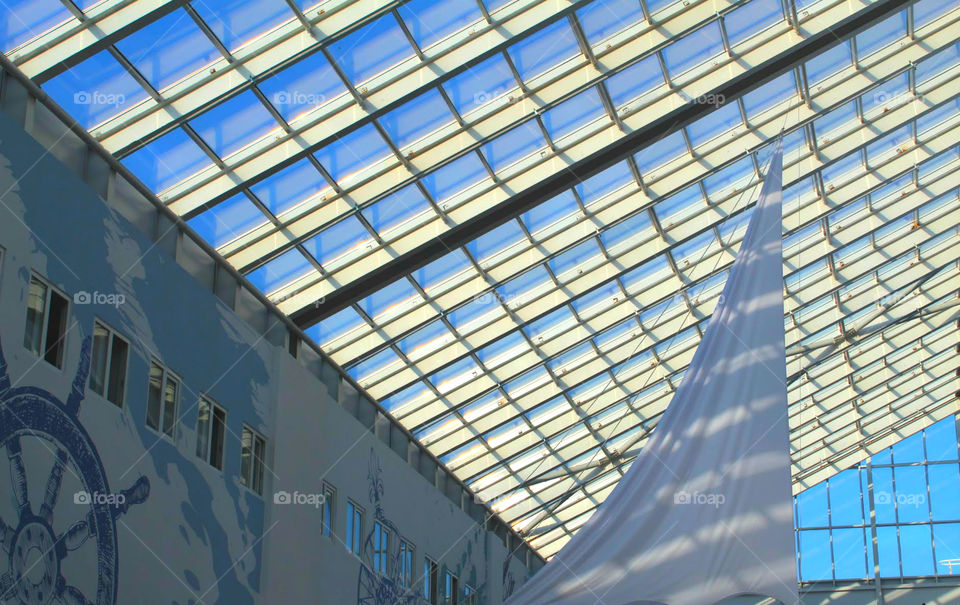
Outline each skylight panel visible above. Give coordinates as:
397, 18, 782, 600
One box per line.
442, 53, 519, 116
724, 0, 783, 47
647, 0, 679, 15
855, 12, 907, 59
742, 71, 796, 117
542, 88, 606, 141
702, 156, 754, 200
524, 306, 575, 343
192, 0, 294, 53
521, 191, 579, 236
0, 0, 71, 52
121, 128, 210, 193
812, 100, 857, 140
548, 240, 601, 279
430, 357, 481, 393
686, 101, 741, 148
575, 161, 633, 205
357, 278, 421, 321
348, 348, 404, 384
449, 297, 497, 333
604, 55, 664, 108
481, 120, 545, 174
43, 51, 149, 129
671, 230, 715, 267
398, 0, 482, 50
804, 40, 852, 85
302, 216, 371, 267
820, 151, 861, 188
917, 146, 958, 183
576, 0, 644, 46
249, 157, 327, 216
654, 184, 705, 226
506, 18, 580, 82
497, 266, 552, 305
314, 123, 392, 184
600, 212, 653, 251
115, 9, 221, 91
548, 342, 595, 375
915, 43, 959, 85
189, 90, 278, 158
592, 318, 634, 352
329, 12, 415, 85
622, 256, 670, 294
869, 172, 912, 204
307, 306, 366, 346
570, 280, 622, 317
380, 88, 456, 149
475, 332, 528, 368
916, 97, 960, 135
861, 72, 909, 115
413, 250, 472, 291
398, 319, 449, 355
421, 153, 488, 203
865, 123, 912, 163
661, 22, 724, 79
362, 183, 432, 235
257, 51, 346, 122
187, 193, 268, 248
634, 130, 686, 175
244, 247, 313, 294
466, 220, 527, 265
914, 0, 955, 28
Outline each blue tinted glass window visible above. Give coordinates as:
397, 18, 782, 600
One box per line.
329, 13, 414, 84
122, 128, 210, 192
507, 19, 580, 82
43, 51, 148, 128
259, 52, 345, 122
117, 9, 221, 90
187, 194, 267, 248
442, 54, 518, 115
192, 0, 293, 52
399, 0, 481, 49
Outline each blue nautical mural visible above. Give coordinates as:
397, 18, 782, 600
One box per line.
357, 448, 421, 605
0, 335, 149, 604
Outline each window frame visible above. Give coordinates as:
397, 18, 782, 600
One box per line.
346, 499, 364, 556
239, 424, 267, 495
196, 396, 227, 471
424, 556, 439, 604
23, 273, 69, 370
444, 570, 459, 605
372, 520, 390, 574
145, 360, 180, 439
88, 319, 130, 407
399, 538, 415, 587
321, 482, 335, 537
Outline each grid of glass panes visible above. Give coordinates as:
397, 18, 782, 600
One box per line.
4, 0, 958, 560
795, 415, 960, 582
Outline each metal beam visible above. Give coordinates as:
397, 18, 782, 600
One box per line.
290, 0, 917, 327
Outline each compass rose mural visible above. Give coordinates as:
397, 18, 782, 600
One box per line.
0, 335, 150, 604
357, 448, 421, 605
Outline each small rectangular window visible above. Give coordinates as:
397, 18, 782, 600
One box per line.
89, 321, 128, 407
373, 521, 390, 574
240, 426, 267, 495
23, 276, 69, 369
424, 558, 439, 604
196, 398, 227, 470
146, 361, 178, 437
464, 585, 476, 605
346, 501, 363, 555
399, 539, 414, 587
321, 483, 335, 537
444, 571, 458, 605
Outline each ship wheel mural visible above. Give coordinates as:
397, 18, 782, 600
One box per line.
0, 335, 150, 604
357, 449, 420, 605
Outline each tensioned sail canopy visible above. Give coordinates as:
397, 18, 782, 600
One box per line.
506, 143, 797, 605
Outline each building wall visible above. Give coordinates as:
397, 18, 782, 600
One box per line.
0, 95, 531, 604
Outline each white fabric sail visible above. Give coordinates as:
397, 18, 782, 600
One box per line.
507, 141, 796, 605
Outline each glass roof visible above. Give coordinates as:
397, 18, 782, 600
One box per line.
4, 0, 959, 561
